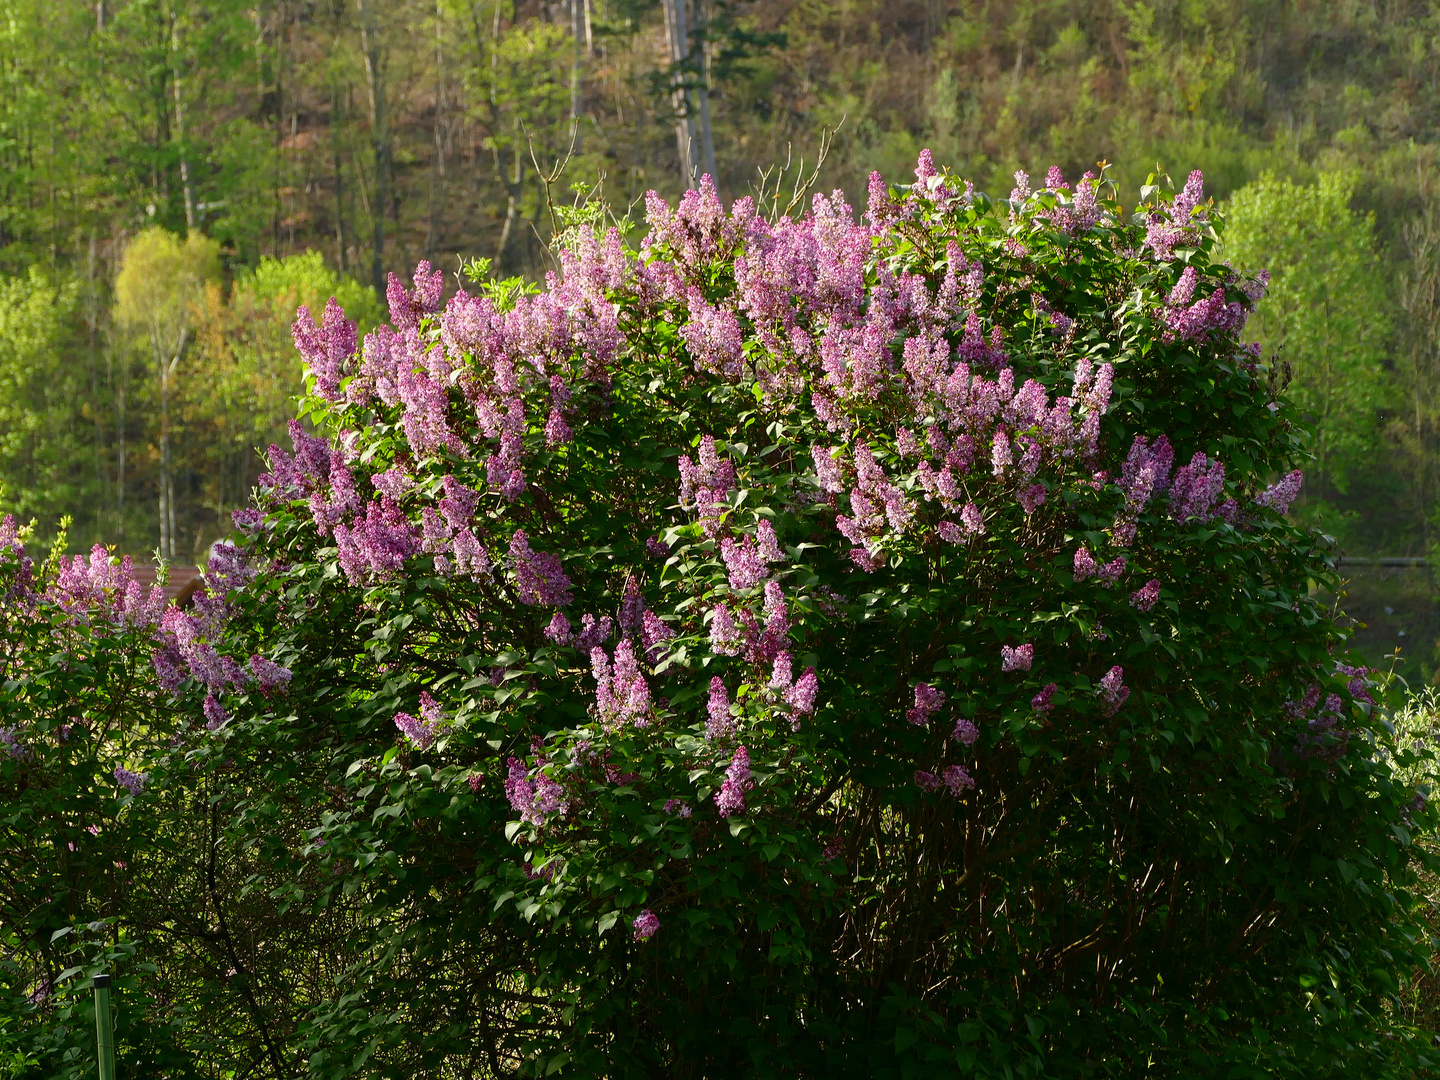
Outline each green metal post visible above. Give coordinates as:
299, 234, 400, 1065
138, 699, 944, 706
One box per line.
92, 973, 115, 1080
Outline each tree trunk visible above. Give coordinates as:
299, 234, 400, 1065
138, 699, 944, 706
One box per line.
271, 1, 287, 256
157, 343, 171, 560
661, 0, 698, 187
569, 0, 585, 142
426, 0, 447, 263
692, 0, 717, 185
170, 8, 196, 231
330, 82, 349, 273
358, 0, 389, 302
494, 126, 525, 273
154, 327, 187, 561
114, 355, 126, 545
478, 0, 526, 275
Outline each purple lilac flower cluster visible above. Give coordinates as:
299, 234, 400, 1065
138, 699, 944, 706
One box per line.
1000, 644, 1034, 672
395, 692, 450, 750
48, 546, 167, 629
591, 640, 652, 728
1255, 470, 1304, 515
714, 746, 753, 817
632, 909, 660, 941
0, 726, 33, 762
678, 436, 737, 538
907, 683, 946, 726
915, 764, 975, 796
1142, 170, 1207, 261
1096, 667, 1130, 717
505, 755, 570, 827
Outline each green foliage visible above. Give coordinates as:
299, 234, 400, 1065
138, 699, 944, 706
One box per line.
0, 269, 84, 524
239, 250, 384, 334
1222, 173, 1396, 518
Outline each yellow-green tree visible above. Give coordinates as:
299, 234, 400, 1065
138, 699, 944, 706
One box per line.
180, 251, 382, 555
113, 227, 220, 561
1222, 172, 1396, 533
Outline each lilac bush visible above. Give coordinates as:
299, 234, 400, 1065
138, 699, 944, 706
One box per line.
8, 155, 1437, 1077
0, 519, 299, 1076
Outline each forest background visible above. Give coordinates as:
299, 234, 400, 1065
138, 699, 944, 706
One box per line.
2, 0, 1440, 672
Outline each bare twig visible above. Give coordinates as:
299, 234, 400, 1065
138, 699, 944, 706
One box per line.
521, 117, 580, 242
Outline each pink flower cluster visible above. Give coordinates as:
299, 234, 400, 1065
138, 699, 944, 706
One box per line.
632, 909, 660, 941
1169, 452, 1231, 523
505, 755, 570, 827
720, 535, 767, 590
509, 529, 572, 607
1034, 167, 1104, 234
915, 764, 975, 796
1113, 435, 1174, 545
47, 546, 167, 629
591, 640, 652, 728
1074, 547, 1126, 584
1142, 170, 1207, 261
395, 692, 449, 750
706, 678, 734, 740
1160, 266, 1249, 344
1255, 470, 1303, 515
292, 296, 358, 403
715, 745, 753, 817
1000, 644, 1033, 672
1096, 667, 1130, 716
1129, 580, 1161, 612
1032, 683, 1059, 715
678, 436, 736, 538
1, 725, 33, 762
907, 683, 946, 727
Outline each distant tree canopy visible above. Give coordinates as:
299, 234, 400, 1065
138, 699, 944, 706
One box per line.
4, 0, 1440, 565
2, 3, 1440, 654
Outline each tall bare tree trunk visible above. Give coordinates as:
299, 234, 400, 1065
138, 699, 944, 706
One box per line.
692, 0, 717, 185
114, 355, 126, 544
156, 342, 172, 560
170, 8, 196, 231
494, 119, 525, 272
662, 0, 698, 187
426, 0, 447, 263
480, 0, 525, 275
569, 0, 585, 142
358, 0, 389, 301
271, 1, 286, 256
331, 82, 349, 272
